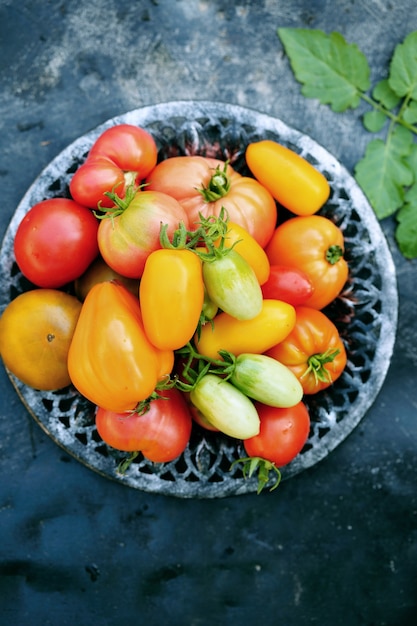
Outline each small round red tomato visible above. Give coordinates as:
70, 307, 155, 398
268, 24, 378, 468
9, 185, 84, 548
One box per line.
146, 155, 277, 248
14, 198, 99, 288
243, 401, 310, 467
70, 124, 158, 209
95, 388, 193, 463
265, 215, 349, 310
261, 265, 314, 306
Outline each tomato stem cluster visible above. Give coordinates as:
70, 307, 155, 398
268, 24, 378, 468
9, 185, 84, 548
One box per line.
303, 347, 341, 384
175, 341, 237, 392
197, 163, 231, 202
160, 206, 237, 264
230, 456, 282, 494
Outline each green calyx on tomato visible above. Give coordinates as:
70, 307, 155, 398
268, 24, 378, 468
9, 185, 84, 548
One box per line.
95, 182, 140, 219
326, 245, 344, 265
303, 347, 341, 384
197, 163, 231, 202
193, 211, 263, 321
230, 456, 282, 495
174, 342, 302, 409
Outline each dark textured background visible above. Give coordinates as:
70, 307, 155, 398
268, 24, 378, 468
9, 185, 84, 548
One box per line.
1, 1, 416, 624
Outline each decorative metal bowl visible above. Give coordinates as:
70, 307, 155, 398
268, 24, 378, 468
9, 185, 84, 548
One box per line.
0, 101, 398, 498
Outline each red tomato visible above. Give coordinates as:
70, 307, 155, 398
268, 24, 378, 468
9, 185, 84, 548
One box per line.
97, 189, 189, 278
145, 155, 277, 248
244, 401, 310, 467
261, 265, 314, 306
14, 198, 99, 288
95, 388, 193, 463
70, 124, 158, 209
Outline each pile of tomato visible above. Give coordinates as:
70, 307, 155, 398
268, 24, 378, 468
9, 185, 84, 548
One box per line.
0, 123, 350, 493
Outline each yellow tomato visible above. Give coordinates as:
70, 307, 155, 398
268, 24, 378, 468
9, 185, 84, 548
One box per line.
216, 222, 270, 285
246, 140, 330, 216
0, 289, 82, 390
195, 299, 296, 359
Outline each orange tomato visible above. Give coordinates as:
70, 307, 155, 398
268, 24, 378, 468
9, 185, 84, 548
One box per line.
266, 306, 347, 394
265, 215, 349, 310
246, 140, 330, 216
0, 289, 82, 390
67, 281, 165, 412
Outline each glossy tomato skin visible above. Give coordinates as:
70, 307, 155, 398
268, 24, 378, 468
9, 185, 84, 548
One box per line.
219, 222, 270, 285
69, 156, 125, 210
265, 215, 349, 310
195, 299, 296, 360
88, 124, 158, 174
246, 140, 330, 216
189, 373, 260, 439
95, 388, 192, 462
140, 248, 205, 350
70, 124, 158, 209
244, 401, 310, 467
146, 155, 277, 248
202, 249, 263, 321
0, 289, 82, 391
266, 306, 347, 394
14, 198, 99, 288
261, 265, 314, 306
97, 190, 189, 279
230, 353, 303, 408
67, 281, 165, 412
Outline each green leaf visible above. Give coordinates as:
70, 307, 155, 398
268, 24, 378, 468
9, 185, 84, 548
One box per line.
396, 203, 417, 258
372, 78, 401, 110
363, 110, 387, 132
354, 125, 414, 219
389, 31, 417, 99
277, 28, 370, 112
403, 100, 417, 125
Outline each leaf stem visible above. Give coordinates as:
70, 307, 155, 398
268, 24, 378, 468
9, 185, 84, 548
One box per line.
360, 92, 417, 134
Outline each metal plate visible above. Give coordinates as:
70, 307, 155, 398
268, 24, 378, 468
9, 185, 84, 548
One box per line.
0, 101, 398, 498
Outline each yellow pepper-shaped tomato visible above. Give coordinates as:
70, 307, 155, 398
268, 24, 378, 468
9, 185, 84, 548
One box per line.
246, 140, 330, 216
139, 248, 205, 351
195, 299, 296, 359
67, 281, 165, 412
215, 222, 270, 285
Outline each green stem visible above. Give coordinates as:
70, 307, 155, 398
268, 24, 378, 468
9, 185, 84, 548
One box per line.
360, 92, 417, 134
197, 163, 231, 202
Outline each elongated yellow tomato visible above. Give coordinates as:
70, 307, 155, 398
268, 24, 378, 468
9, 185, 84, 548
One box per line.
139, 249, 205, 350
67, 281, 162, 412
216, 221, 270, 285
246, 140, 330, 216
195, 299, 296, 359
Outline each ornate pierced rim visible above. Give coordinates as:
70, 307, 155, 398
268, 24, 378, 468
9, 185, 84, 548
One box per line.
0, 101, 398, 498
